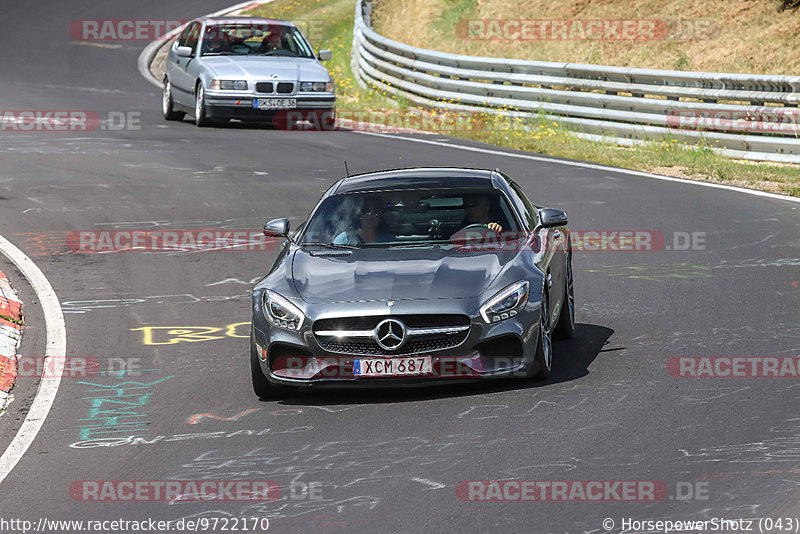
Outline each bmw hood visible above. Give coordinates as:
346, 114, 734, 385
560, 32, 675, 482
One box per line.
201, 57, 330, 81
291, 247, 513, 304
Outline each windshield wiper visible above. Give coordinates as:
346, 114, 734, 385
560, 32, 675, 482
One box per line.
302, 242, 359, 249
386, 240, 451, 248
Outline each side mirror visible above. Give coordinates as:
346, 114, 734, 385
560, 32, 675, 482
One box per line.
539, 208, 568, 228
318, 49, 332, 61
176, 46, 193, 58
264, 218, 290, 238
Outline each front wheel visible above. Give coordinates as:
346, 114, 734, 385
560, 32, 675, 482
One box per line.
250, 328, 288, 399
553, 251, 575, 339
162, 78, 184, 121
194, 83, 210, 127
533, 286, 553, 380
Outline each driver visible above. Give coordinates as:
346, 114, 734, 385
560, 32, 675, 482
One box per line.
259, 31, 283, 53
461, 195, 502, 233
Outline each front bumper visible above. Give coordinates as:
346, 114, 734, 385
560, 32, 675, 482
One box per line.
252, 295, 542, 387
205, 90, 335, 120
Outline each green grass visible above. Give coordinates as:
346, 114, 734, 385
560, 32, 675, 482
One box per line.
247, 0, 800, 197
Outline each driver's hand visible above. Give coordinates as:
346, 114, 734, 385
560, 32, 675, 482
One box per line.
488, 222, 502, 232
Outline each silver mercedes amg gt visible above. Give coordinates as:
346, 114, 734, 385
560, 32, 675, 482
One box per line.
162, 17, 335, 127
250, 168, 574, 397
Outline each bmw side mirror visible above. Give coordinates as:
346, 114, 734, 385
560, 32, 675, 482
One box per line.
264, 218, 290, 238
176, 46, 193, 58
539, 208, 568, 228
318, 49, 332, 61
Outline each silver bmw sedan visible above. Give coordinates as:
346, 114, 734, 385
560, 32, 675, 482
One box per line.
162, 17, 335, 127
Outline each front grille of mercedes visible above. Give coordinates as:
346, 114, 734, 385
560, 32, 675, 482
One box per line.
313, 314, 470, 356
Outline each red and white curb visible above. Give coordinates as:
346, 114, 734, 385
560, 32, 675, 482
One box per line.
0, 269, 23, 413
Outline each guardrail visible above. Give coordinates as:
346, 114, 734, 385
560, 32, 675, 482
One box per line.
351, 0, 800, 162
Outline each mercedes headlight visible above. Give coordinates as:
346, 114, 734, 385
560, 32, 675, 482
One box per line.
263, 290, 305, 330
211, 79, 248, 91
479, 281, 529, 324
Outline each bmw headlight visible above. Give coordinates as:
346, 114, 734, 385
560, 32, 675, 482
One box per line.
211, 79, 248, 91
479, 281, 529, 324
263, 290, 305, 330
300, 81, 333, 92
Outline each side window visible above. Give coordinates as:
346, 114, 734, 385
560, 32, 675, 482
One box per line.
507, 181, 538, 229
177, 23, 194, 47
184, 23, 201, 52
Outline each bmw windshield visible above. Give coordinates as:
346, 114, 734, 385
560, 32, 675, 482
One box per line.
298, 189, 521, 246
201, 23, 315, 58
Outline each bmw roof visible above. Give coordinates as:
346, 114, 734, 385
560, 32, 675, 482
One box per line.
199, 17, 295, 26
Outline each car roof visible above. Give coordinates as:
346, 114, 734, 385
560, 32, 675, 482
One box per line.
199, 17, 295, 27
334, 167, 499, 194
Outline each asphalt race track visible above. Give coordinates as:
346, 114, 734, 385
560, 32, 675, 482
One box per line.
0, 1, 798, 532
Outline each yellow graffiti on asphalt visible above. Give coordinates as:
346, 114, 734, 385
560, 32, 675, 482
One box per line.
587, 263, 713, 282
131, 322, 249, 345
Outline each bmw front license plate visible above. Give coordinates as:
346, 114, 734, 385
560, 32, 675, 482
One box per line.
354, 357, 433, 377
254, 98, 296, 110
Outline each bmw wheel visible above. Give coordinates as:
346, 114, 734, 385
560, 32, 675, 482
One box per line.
194, 83, 210, 127
162, 78, 184, 121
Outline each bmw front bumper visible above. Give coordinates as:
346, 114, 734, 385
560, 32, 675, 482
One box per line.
205, 90, 335, 120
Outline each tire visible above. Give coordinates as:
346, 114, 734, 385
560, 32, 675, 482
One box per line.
553, 250, 575, 339
250, 328, 288, 399
162, 78, 185, 121
533, 285, 553, 380
194, 83, 210, 127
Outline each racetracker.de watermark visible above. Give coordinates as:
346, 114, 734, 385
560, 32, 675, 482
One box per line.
13, 356, 146, 379
70, 480, 281, 502
455, 19, 717, 41
68, 230, 278, 253
667, 108, 800, 134
667, 356, 800, 378
456, 480, 668, 501
451, 229, 703, 252
69, 19, 326, 41
0, 111, 140, 132
275, 109, 488, 133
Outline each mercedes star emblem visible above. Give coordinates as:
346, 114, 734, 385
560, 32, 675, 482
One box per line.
374, 319, 406, 350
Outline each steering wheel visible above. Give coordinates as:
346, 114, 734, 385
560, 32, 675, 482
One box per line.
449, 223, 500, 244
229, 43, 252, 54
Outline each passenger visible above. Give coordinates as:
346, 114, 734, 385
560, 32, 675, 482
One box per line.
334, 198, 395, 244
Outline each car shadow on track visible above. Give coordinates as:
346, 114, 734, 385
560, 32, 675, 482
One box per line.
270, 323, 614, 406
185, 119, 356, 132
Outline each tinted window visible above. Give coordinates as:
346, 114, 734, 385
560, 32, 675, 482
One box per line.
300, 189, 520, 246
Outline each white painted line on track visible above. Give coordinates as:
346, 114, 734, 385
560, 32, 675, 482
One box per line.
0, 235, 66, 486
354, 130, 800, 205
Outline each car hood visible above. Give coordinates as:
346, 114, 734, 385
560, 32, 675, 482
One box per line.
201, 57, 329, 81
291, 247, 513, 304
